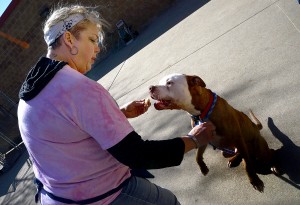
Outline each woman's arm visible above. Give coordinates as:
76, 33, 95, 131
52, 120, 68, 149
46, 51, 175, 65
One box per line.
107, 122, 215, 169
108, 131, 185, 169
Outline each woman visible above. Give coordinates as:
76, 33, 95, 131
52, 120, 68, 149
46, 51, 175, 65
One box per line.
18, 5, 216, 205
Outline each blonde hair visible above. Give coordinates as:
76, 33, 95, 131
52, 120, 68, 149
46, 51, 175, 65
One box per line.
44, 5, 108, 49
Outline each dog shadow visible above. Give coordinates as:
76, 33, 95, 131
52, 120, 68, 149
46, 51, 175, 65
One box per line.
268, 117, 300, 189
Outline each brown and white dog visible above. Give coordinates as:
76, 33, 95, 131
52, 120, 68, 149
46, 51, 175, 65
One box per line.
149, 73, 278, 192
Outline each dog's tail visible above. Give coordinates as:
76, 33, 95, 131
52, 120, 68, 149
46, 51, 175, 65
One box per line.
249, 109, 263, 130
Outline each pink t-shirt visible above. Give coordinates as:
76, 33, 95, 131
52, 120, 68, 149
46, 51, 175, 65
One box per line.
18, 65, 134, 205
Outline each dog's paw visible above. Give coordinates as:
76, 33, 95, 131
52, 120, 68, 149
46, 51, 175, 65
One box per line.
251, 177, 264, 193
198, 163, 209, 175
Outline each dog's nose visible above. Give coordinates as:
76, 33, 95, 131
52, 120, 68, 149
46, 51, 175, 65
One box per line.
149, 86, 155, 92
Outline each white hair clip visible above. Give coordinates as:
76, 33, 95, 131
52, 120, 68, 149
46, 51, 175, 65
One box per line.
44, 13, 84, 46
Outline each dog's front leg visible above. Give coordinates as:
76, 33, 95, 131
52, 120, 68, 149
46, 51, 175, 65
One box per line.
196, 144, 209, 175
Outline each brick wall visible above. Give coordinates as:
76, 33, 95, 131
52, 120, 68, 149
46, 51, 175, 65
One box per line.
0, 0, 175, 103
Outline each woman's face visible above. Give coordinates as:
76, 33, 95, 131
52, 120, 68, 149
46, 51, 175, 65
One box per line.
71, 23, 100, 74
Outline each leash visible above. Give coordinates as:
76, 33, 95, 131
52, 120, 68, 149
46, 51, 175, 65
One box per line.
34, 177, 131, 204
191, 92, 235, 155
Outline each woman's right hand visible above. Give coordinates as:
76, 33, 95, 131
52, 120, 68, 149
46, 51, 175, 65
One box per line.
120, 99, 151, 118
182, 121, 216, 153
188, 121, 216, 147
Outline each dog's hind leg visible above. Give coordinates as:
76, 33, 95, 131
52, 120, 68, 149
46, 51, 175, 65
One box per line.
254, 136, 275, 174
196, 145, 209, 175
236, 137, 264, 192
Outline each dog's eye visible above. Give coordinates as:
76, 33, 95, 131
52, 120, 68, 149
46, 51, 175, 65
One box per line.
166, 81, 173, 86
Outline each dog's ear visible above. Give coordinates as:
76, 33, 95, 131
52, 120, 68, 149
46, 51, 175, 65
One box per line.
186, 75, 206, 87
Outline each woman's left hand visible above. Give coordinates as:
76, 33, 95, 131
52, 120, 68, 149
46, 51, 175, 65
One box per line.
121, 99, 151, 118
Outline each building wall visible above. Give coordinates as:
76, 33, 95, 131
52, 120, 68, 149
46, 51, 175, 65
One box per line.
0, 0, 175, 103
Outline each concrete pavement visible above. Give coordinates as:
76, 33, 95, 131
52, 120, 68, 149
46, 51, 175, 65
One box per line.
1, 0, 300, 204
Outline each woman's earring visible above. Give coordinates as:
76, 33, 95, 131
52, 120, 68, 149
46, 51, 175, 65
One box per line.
70, 46, 78, 55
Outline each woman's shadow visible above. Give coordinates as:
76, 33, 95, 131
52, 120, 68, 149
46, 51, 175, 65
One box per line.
268, 117, 300, 189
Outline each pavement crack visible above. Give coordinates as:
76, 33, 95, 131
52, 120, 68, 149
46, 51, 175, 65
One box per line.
107, 47, 135, 91
275, 3, 300, 34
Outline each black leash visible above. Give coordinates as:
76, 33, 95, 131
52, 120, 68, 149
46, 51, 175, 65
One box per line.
34, 177, 131, 204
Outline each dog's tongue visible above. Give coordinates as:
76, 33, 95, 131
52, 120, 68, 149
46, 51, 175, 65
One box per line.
154, 101, 164, 110
154, 100, 170, 110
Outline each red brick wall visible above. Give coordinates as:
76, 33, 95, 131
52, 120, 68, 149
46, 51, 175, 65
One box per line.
0, 0, 175, 103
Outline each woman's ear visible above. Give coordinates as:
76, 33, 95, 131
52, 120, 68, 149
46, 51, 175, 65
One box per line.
62, 31, 74, 49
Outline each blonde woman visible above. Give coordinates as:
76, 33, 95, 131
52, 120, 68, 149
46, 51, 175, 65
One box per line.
18, 5, 216, 205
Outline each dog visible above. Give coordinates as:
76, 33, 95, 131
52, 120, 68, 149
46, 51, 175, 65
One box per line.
149, 73, 278, 192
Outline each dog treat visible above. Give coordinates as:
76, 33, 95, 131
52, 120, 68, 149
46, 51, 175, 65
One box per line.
144, 98, 151, 107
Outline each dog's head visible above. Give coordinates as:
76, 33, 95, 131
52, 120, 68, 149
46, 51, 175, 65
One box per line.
149, 73, 206, 114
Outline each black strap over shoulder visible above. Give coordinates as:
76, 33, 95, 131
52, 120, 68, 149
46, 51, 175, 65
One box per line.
34, 177, 131, 204
19, 57, 67, 101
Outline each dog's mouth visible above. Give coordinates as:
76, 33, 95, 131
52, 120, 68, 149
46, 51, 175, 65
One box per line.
153, 100, 172, 110
150, 92, 178, 110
